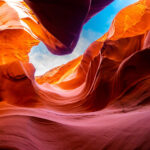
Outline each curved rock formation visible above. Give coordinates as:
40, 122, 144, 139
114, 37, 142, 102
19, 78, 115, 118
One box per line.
0, 0, 150, 150
24, 0, 114, 54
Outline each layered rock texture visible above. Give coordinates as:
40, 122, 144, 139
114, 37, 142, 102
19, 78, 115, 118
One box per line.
0, 0, 150, 150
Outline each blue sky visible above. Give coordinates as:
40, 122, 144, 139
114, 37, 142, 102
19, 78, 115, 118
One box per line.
29, 0, 139, 76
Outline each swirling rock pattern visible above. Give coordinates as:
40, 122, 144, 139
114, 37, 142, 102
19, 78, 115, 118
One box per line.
0, 0, 150, 150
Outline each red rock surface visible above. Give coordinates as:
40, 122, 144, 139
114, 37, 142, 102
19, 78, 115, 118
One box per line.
0, 0, 150, 150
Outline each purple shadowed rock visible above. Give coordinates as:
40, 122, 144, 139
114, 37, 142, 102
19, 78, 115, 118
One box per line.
24, 0, 114, 55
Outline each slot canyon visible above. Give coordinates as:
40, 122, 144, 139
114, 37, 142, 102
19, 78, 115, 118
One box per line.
0, 0, 150, 149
